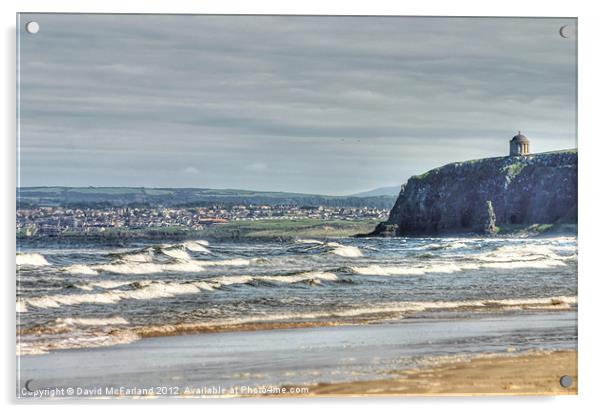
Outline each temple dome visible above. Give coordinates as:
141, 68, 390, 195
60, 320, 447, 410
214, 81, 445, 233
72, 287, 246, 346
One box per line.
511, 132, 529, 143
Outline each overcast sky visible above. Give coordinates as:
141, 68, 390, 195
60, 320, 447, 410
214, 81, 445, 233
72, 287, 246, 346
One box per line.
18, 14, 577, 195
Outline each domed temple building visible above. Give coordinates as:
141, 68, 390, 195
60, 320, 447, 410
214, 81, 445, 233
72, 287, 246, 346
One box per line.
509, 131, 530, 156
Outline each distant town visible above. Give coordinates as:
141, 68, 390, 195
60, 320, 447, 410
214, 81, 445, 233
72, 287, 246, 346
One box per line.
16, 204, 389, 237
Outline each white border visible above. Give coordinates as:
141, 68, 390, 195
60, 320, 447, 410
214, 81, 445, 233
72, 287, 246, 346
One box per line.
2, 1, 601, 411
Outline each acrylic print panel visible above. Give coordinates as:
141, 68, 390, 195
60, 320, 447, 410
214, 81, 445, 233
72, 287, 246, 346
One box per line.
16, 14, 577, 399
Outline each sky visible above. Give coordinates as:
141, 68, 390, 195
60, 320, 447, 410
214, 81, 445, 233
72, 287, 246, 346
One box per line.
18, 14, 577, 195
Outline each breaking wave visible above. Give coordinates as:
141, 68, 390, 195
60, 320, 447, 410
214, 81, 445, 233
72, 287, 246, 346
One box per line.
349, 258, 568, 276
16, 253, 50, 267
63, 264, 99, 276
16, 300, 27, 313
326, 242, 363, 257
296, 239, 324, 245
182, 240, 211, 253
161, 248, 191, 260
20, 270, 340, 310
22, 280, 215, 310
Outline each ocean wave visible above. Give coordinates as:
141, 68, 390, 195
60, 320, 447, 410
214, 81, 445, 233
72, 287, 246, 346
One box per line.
183, 240, 211, 253
16, 253, 50, 267
477, 244, 572, 263
422, 241, 468, 250
258, 271, 338, 284
96, 262, 171, 275
77, 280, 132, 290
89, 255, 258, 276
202, 258, 260, 267
161, 248, 191, 260
295, 239, 324, 245
21, 269, 340, 310
350, 262, 480, 276
16, 300, 27, 313
326, 242, 363, 257
480, 259, 567, 269
63, 264, 99, 276
96, 260, 208, 275
350, 253, 570, 276
122, 251, 154, 263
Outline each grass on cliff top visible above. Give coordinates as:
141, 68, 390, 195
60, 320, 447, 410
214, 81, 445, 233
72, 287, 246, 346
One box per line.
410, 148, 577, 182
497, 223, 577, 236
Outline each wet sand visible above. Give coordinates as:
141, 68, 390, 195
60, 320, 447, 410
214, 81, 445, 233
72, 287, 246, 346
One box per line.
305, 350, 577, 396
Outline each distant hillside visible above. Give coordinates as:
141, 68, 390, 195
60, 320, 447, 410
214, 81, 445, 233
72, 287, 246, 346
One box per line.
369, 150, 577, 236
17, 187, 396, 209
351, 186, 400, 197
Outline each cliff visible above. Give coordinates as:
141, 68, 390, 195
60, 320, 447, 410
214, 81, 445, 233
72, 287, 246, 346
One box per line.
370, 150, 577, 236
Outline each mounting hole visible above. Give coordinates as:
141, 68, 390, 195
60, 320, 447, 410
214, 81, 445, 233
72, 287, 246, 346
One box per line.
559, 375, 573, 388
25, 21, 40, 34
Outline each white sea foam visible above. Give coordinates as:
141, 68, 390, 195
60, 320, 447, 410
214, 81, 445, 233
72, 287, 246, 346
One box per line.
85, 280, 132, 290
202, 258, 256, 267
96, 262, 166, 275
56, 316, 129, 326
16, 253, 49, 267
16, 300, 27, 313
327, 242, 363, 257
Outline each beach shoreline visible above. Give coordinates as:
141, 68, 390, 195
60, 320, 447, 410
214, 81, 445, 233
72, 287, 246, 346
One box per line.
300, 350, 577, 397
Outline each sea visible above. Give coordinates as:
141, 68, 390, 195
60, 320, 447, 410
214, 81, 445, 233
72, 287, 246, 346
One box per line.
16, 235, 577, 390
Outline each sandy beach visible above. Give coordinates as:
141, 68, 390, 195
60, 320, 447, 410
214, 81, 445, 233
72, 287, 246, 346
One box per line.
306, 350, 577, 396
18, 312, 576, 399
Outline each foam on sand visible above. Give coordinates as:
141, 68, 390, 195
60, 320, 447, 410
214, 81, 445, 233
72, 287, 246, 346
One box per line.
16, 253, 50, 267
17, 328, 139, 356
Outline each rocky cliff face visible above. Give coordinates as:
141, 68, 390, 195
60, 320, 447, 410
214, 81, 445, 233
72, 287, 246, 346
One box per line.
371, 150, 577, 236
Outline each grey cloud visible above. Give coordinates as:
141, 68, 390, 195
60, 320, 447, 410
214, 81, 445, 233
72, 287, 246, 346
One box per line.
18, 14, 576, 194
